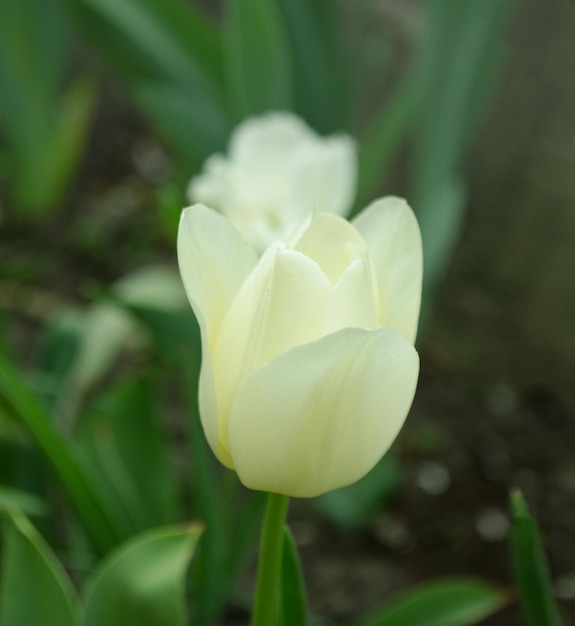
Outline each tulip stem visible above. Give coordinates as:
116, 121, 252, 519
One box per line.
251, 492, 290, 626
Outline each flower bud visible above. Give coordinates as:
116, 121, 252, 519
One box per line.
187, 112, 357, 253
177, 198, 422, 497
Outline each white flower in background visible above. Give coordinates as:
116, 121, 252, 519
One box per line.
177, 198, 422, 498
187, 112, 357, 252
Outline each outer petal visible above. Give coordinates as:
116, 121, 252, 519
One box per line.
177, 204, 257, 347
177, 204, 258, 465
213, 247, 332, 461
228, 326, 419, 497
353, 197, 423, 343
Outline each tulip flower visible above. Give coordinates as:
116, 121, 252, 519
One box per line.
177, 196, 421, 498
187, 112, 357, 252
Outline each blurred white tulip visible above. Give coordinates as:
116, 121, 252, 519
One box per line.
187, 112, 357, 252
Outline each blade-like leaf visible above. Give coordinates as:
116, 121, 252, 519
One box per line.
75, 374, 179, 531
316, 453, 401, 531
510, 490, 562, 626
277, 0, 345, 132
413, 0, 514, 204
225, 0, 293, 119
417, 175, 467, 325
69, 0, 223, 94
83, 524, 203, 626
281, 528, 308, 626
0, 510, 80, 626
0, 487, 47, 517
65, 0, 228, 167
355, 74, 420, 211
0, 353, 124, 553
0, 0, 91, 215
411, 0, 515, 309
352, 578, 507, 626
135, 81, 230, 167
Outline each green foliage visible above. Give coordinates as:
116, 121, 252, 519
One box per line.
352, 578, 507, 626
65, 0, 229, 168
225, 0, 293, 120
316, 454, 401, 531
411, 0, 516, 308
355, 74, 420, 212
0, 510, 80, 626
0, 353, 123, 553
0, 487, 47, 517
509, 491, 563, 626
276, 0, 345, 133
83, 524, 202, 626
0, 0, 94, 216
280, 528, 309, 626
0, 512, 202, 626
75, 375, 179, 533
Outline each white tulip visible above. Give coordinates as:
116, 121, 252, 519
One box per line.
177, 197, 422, 497
187, 112, 357, 252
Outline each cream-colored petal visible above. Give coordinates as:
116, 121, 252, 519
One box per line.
230, 113, 313, 212
228, 326, 419, 497
292, 213, 367, 283
353, 197, 423, 343
177, 204, 258, 348
229, 112, 313, 165
288, 135, 357, 221
323, 253, 379, 335
186, 154, 231, 212
177, 204, 257, 467
212, 247, 333, 460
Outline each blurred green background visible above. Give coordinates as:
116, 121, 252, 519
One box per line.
1, 0, 574, 625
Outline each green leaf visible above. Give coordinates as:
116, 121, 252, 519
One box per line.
355, 74, 420, 211
75, 374, 179, 531
509, 490, 563, 626
38, 78, 95, 210
0, 510, 80, 626
316, 454, 401, 531
417, 176, 467, 324
83, 524, 203, 626
277, 0, 345, 132
65, 0, 228, 168
70, 0, 223, 94
281, 528, 308, 626
410, 0, 516, 310
0, 487, 47, 517
135, 81, 230, 168
225, 0, 293, 119
352, 578, 507, 626
0, 0, 90, 215
413, 0, 513, 201
0, 353, 123, 553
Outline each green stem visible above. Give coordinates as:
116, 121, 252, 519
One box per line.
251, 493, 290, 626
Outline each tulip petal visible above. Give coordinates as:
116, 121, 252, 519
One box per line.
323, 253, 379, 334
177, 204, 258, 466
177, 204, 258, 347
287, 135, 357, 222
353, 197, 423, 343
293, 213, 367, 283
228, 327, 419, 497
230, 113, 313, 212
213, 248, 333, 461
187, 154, 231, 212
